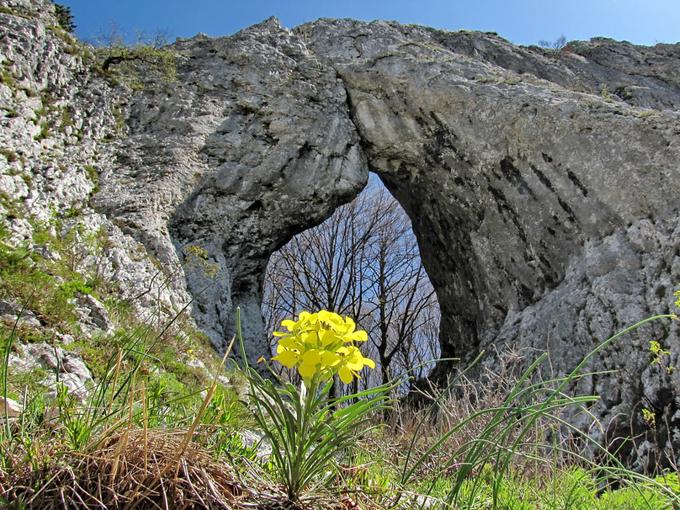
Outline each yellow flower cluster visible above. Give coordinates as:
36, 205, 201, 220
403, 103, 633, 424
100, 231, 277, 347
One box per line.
272, 310, 375, 384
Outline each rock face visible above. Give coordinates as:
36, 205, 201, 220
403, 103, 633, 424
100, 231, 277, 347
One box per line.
2, 0, 679, 468
98, 18, 366, 358
299, 21, 680, 469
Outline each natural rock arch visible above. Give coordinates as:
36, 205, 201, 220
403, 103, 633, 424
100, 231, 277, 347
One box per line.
97, 17, 680, 467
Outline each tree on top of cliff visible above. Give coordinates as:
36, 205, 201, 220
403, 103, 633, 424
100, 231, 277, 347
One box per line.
53, 3, 76, 33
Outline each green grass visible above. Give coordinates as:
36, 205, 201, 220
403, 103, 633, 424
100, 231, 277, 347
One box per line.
0, 69, 15, 89
33, 121, 50, 141
0, 149, 17, 163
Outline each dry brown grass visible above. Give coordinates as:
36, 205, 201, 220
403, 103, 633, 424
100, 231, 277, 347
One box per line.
376, 347, 585, 484
1, 428, 250, 509
0, 427, 371, 509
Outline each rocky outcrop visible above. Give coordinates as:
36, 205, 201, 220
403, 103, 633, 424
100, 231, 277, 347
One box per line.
2, 0, 679, 467
300, 20, 680, 469
0, 0, 189, 320
96, 18, 366, 358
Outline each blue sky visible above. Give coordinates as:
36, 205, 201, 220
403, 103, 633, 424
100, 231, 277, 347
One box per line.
60, 0, 679, 47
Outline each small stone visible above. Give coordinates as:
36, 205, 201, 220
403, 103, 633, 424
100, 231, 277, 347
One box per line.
186, 358, 206, 371
0, 397, 23, 417
76, 294, 113, 332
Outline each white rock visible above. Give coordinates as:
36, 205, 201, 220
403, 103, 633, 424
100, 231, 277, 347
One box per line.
0, 397, 23, 417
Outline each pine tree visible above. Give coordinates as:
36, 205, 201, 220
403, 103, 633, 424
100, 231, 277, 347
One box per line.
54, 3, 76, 33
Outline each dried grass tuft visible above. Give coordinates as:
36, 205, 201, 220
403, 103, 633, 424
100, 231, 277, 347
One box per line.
2, 428, 249, 509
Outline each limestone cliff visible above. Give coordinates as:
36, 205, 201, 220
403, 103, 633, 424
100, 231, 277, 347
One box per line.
1, 0, 679, 468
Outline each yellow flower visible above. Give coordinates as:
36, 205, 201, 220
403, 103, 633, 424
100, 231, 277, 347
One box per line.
337, 345, 376, 384
271, 310, 374, 384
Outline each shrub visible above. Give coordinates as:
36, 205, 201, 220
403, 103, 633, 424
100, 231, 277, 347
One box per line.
53, 3, 75, 33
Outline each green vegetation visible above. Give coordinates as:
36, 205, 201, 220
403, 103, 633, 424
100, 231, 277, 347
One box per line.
53, 3, 75, 34
33, 121, 50, 141
184, 244, 220, 278
83, 165, 99, 194
636, 109, 659, 119
96, 43, 177, 88
0, 280, 678, 507
0, 149, 17, 163
0, 6, 31, 19
0, 68, 15, 89
243, 310, 391, 501
59, 106, 74, 132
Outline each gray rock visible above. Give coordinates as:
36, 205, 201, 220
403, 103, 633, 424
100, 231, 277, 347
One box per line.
15, 342, 93, 402
0, 397, 23, 418
186, 357, 207, 371
0, 299, 41, 327
95, 16, 367, 363
300, 19, 680, 468
75, 293, 113, 333
239, 429, 272, 459
42, 371, 90, 402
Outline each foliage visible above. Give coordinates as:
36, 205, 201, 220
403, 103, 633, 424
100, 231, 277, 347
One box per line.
184, 244, 219, 278
96, 42, 177, 87
33, 121, 50, 141
0, 67, 16, 88
53, 3, 75, 33
0, 302, 679, 507
388, 313, 680, 509
0, 315, 251, 507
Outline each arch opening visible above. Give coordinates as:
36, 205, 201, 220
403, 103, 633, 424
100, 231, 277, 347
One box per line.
262, 172, 441, 390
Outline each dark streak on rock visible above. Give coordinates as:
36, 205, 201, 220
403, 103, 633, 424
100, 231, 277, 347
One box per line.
567, 169, 589, 197
530, 164, 555, 192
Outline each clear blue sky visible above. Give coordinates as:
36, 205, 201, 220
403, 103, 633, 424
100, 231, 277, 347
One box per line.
60, 0, 679, 47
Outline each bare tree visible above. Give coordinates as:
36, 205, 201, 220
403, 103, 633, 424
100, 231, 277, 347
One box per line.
262, 176, 440, 389
538, 35, 567, 50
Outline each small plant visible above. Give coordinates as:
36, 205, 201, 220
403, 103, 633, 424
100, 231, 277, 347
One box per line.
0, 148, 17, 163
34, 121, 50, 141
59, 106, 74, 132
636, 109, 658, 119
97, 43, 177, 85
0, 67, 15, 88
184, 244, 220, 278
241, 309, 392, 503
641, 407, 656, 428
83, 164, 100, 193
600, 84, 614, 102
649, 339, 671, 366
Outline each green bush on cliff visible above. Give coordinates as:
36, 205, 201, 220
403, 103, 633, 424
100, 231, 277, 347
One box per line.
53, 3, 75, 33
